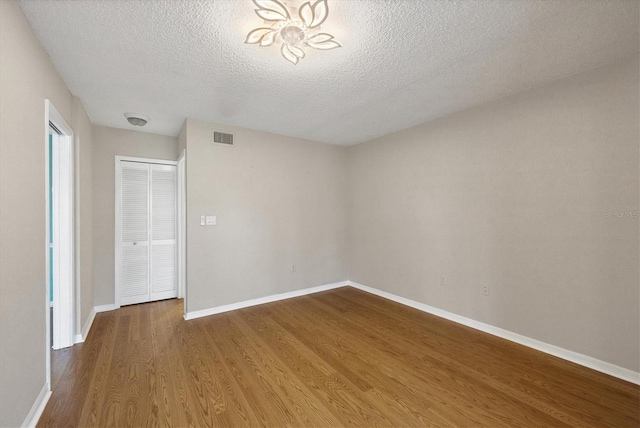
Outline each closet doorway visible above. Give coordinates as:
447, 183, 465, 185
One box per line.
115, 157, 178, 306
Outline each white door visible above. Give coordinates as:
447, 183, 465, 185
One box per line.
117, 160, 177, 306
48, 116, 75, 350
150, 164, 178, 301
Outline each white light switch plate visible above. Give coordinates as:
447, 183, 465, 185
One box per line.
200, 215, 205, 226
206, 215, 216, 226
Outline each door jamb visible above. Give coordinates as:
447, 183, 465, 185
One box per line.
44, 99, 75, 390
177, 150, 186, 306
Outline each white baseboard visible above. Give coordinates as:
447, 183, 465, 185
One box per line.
82, 307, 97, 338
74, 307, 97, 344
72, 305, 113, 343
73, 305, 118, 345
99, 278, 638, 384
348, 281, 640, 385
21, 383, 51, 428
94, 304, 117, 313
184, 281, 349, 320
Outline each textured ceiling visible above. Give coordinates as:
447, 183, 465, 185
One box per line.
17, 0, 640, 145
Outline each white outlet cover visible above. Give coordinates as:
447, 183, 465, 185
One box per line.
206, 215, 216, 225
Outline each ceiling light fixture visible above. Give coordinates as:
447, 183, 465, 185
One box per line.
124, 113, 149, 127
245, 0, 342, 65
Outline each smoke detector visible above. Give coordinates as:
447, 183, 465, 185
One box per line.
124, 113, 149, 127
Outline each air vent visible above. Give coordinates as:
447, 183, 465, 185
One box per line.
213, 131, 234, 145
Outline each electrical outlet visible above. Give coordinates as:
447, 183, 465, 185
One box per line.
291, 264, 296, 273
482, 285, 490, 296
440, 276, 446, 286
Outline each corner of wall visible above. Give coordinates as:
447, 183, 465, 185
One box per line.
71, 95, 95, 339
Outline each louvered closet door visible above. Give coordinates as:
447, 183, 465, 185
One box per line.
119, 161, 151, 306
118, 161, 177, 306
150, 164, 177, 301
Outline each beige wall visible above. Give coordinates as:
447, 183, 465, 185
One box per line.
184, 119, 348, 313
72, 96, 94, 335
92, 126, 178, 306
348, 56, 640, 372
178, 121, 187, 155
1, 1, 637, 423
0, 1, 93, 425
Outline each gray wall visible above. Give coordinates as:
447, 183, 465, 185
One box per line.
0, 1, 94, 426
348, 56, 640, 372
1, 0, 637, 422
92, 126, 178, 306
184, 119, 348, 313
178, 121, 187, 155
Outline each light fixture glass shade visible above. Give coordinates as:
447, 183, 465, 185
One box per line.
245, 0, 342, 65
124, 113, 149, 127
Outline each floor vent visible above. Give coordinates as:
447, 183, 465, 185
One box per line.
213, 131, 234, 145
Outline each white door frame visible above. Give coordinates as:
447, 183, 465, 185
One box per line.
44, 100, 75, 390
114, 155, 177, 308
177, 150, 186, 304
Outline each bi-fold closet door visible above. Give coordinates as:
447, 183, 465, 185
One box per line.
117, 160, 177, 306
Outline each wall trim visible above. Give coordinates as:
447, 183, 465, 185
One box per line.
94, 304, 117, 313
96, 281, 639, 384
348, 281, 640, 385
21, 383, 51, 428
74, 307, 97, 344
82, 307, 96, 338
184, 281, 349, 320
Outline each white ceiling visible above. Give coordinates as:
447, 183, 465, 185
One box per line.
18, 0, 639, 146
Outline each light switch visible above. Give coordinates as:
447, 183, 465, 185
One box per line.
200, 215, 205, 226
206, 215, 216, 226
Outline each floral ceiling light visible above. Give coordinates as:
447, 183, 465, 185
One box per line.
244, 0, 342, 65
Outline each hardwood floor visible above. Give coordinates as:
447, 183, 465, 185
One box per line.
38, 287, 639, 427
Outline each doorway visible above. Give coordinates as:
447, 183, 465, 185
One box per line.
45, 100, 75, 390
115, 156, 178, 307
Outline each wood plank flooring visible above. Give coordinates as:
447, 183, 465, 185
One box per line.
38, 287, 639, 427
